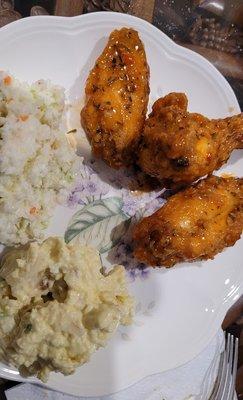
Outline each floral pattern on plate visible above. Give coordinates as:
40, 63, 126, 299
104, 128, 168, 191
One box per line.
65, 161, 165, 278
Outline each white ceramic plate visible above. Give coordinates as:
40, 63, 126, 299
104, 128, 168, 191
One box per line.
0, 12, 242, 397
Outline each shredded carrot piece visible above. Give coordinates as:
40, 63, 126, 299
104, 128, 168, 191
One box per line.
30, 207, 38, 215
19, 114, 29, 122
3, 76, 12, 86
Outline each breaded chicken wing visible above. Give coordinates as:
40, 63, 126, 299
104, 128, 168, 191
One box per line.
133, 176, 243, 267
81, 28, 150, 168
138, 93, 243, 185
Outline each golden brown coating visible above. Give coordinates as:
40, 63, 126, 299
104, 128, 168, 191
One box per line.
81, 28, 150, 169
133, 176, 243, 267
138, 93, 243, 185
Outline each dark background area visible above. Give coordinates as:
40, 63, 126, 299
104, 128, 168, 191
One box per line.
14, 0, 54, 15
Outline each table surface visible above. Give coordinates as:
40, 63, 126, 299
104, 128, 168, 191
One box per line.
0, 0, 242, 398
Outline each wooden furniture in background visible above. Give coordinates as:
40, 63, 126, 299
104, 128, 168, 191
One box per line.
54, 0, 83, 16
129, 0, 155, 22
178, 42, 243, 81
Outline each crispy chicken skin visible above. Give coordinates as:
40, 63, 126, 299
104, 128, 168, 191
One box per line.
81, 28, 150, 169
133, 176, 243, 267
138, 93, 243, 185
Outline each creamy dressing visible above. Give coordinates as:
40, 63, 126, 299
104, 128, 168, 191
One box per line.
0, 237, 133, 381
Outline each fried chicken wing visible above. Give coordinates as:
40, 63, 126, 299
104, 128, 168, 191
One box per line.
138, 93, 243, 185
81, 28, 150, 169
133, 176, 243, 267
